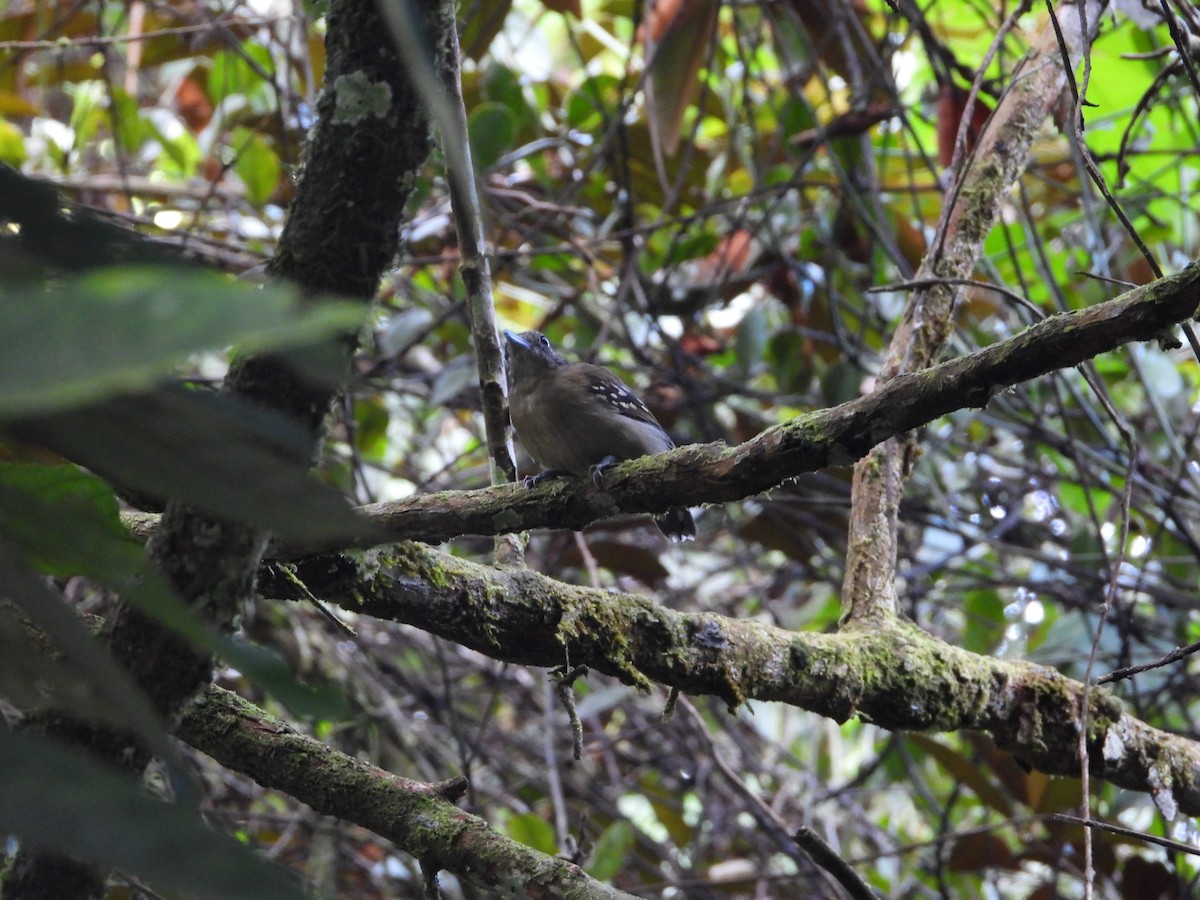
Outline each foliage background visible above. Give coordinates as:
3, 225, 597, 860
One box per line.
2, 0, 1200, 897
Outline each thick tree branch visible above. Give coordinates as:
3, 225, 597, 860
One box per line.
219, 262, 1199, 551
178, 687, 636, 900
258, 542, 1200, 817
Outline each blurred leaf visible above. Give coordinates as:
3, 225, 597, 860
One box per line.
378, 308, 434, 356
468, 102, 519, 170
10, 389, 379, 545
767, 329, 815, 393
428, 355, 477, 406
232, 127, 282, 207
734, 304, 769, 378
461, 0, 514, 61
561, 538, 670, 583
948, 833, 1017, 872
0, 93, 39, 117
565, 75, 620, 131
0, 729, 306, 900
542, 0, 581, 16
222, 637, 351, 720
0, 537, 175, 763
1119, 856, 1176, 900
936, 82, 993, 168
0, 117, 25, 165
908, 734, 1013, 816
146, 117, 203, 177
0, 463, 349, 720
964, 733, 1047, 810
354, 395, 391, 462
506, 812, 557, 854
0, 265, 364, 418
0, 466, 177, 755
587, 820, 634, 880
819, 360, 864, 406
643, 0, 720, 155
785, 0, 876, 81
962, 589, 1005, 654
0, 600, 114, 715
210, 41, 276, 108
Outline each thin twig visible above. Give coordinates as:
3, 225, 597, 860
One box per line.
1098, 638, 1200, 684
1052, 814, 1200, 859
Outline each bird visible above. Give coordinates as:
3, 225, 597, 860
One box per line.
503, 329, 696, 541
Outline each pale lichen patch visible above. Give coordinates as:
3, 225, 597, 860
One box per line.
332, 72, 392, 123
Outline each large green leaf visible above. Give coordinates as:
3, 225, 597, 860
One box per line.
9, 388, 379, 545
0, 729, 308, 900
0, 536, 178, 768
0, 265, 363, 418
0, 463, 349, 720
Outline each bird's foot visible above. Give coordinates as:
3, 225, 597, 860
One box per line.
588, 455, 620, 487
523, 469, 567, 489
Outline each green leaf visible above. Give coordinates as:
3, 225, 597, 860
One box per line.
221, 637, 351, 720
0, 265, 364, 418
0, 463, 350, 720
586, 820, 634, 880
10, 389, 380, 544
734, 304, 769, 378
505, 812, 557, 854
0, 729, 307, 900
0, 118, 26, 166
0, 536, 178, 767
209, 42, 276, 107
468, 102, 518, 170
962, 589, 1005, 654
233, 127, 281, 208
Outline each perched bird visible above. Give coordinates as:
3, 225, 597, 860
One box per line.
504, 329, 696, 541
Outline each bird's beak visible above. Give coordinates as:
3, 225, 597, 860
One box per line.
503, 329, 529, 349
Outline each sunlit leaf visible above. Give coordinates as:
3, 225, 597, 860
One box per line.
0, 117, 25, 165
233, 127, 282, 207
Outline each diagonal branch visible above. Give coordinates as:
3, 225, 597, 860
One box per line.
178, 686, 637, 900
843, 0, 1105, 621
220, 261, 1197, 552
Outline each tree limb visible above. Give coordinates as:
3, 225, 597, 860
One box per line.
843, 0, 1105, 621
218, 261, 1199, 552
258, 541, 1200, 817
178, 686, 638, 900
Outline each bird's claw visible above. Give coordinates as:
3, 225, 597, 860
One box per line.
588, 455, 620, 487
523, 469, 564, 489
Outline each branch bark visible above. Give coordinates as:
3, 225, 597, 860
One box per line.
842, 0, 1105, 621
258, 541, 1200, 818
178, 687, 637, 900
161, 261, 1197, 553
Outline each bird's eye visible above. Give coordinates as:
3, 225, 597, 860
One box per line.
538, 334, 551, 348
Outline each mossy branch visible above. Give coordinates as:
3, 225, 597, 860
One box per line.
208, 262, 1200, 552
178, 686, 637, 900
258, 542, 1200, 818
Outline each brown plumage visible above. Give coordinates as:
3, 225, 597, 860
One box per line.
504, 329, 696, 541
